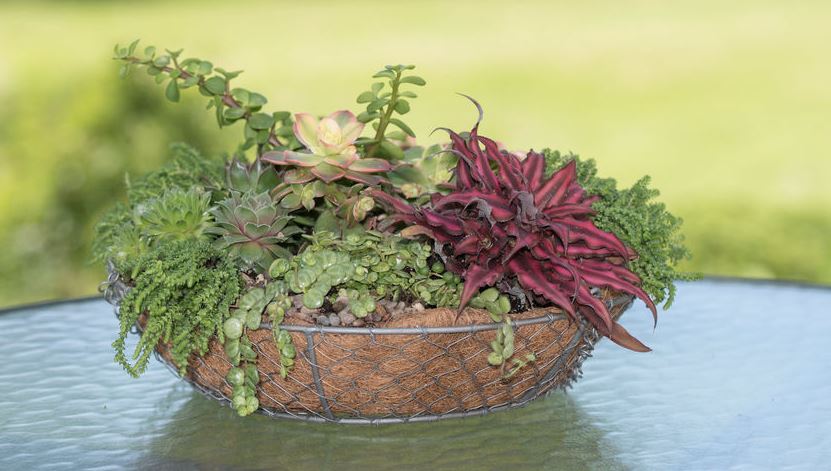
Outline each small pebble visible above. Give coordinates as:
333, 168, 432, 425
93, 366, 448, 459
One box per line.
292, 295, 305, 308
412, 302, 425, 312
316, 316, 330, 326
329, 313, 341, 326
332, 294, 349, 311
339, 312, 356, 325
300, 306, 319, 317
294, 312, 313, 323
352, 319, 365, 327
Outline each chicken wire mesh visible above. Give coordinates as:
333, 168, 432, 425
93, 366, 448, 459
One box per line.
102, 265, 632, 424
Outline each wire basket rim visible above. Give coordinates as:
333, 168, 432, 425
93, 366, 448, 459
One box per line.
269, 293, 633, 335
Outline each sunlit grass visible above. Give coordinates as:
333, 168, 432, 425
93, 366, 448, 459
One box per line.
1, 0, 829, 306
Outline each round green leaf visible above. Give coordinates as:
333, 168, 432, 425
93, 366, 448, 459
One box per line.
204, 76, 226, 95
487, 352, 504, 366
223, 318, 243, 340
400, 75, 426, 86
226, 367, 245, 386
248, 112, 275, 130
394, 99, 411, 114
165, 79, 180, 102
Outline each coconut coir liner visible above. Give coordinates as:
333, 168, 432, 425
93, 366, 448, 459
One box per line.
150, 291, 631, 417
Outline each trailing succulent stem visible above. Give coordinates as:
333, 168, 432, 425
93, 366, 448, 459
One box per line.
266, 292, 296, 378
222, 283, 290, 415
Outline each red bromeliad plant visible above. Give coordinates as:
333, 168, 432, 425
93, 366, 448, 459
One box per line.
371, 115, 658, 351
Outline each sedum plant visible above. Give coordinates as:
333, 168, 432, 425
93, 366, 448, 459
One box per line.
266, 230, 464, 320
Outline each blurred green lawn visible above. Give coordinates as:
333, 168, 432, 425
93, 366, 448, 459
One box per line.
1, 0, 829, 307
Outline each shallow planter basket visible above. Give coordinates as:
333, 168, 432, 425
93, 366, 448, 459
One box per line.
104, 271, 633, 424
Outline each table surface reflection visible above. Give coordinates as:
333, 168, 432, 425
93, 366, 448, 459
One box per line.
1, 279, 829, 470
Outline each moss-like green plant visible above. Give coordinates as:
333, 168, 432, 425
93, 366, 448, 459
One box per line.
92, 203, 148, 272
92, 143, 222, 268
126, 143, 223, 204
543, 150, 700, 308
113, 239, 242, 377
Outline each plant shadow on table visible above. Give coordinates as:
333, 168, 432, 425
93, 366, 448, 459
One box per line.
139, 389, 625, 470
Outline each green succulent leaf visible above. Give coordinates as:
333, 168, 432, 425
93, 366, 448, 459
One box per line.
165, 79, 180, 102
357, 91, 375, 103
389, 118, 415, 137
248, 112, 275, 130
400, 75, 426, 86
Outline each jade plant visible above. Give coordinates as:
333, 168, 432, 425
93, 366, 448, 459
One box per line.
97, 41, 696, 417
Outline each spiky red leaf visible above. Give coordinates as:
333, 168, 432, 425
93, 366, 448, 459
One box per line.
376, 121, 657, 352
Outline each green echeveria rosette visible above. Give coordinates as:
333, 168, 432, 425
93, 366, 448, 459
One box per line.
206, 191, 302, 273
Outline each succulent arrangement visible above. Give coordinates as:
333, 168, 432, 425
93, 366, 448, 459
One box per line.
98, 41, 697, 417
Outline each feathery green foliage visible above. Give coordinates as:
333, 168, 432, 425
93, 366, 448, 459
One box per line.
113, 240, 242, 377
126, 143, 223, 204
543, 150, 700, 308
92, 144, 222, 268
91, 202, 148, 272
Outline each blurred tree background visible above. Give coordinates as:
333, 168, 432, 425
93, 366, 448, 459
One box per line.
1, 0, 829, 307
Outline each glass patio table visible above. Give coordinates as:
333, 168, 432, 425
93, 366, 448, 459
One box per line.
0, 279, 828, 470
